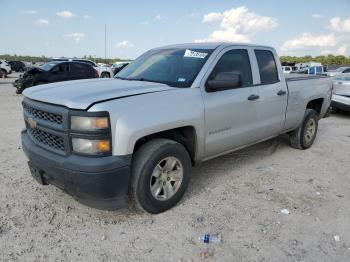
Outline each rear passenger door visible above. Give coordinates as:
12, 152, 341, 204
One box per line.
202, 47, 260, 157
70, 63, 89, 80
253, 49, 288, 140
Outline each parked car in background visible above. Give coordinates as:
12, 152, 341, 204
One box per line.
8, 61, 26, 72
295, 61, 322, 70
111, 61, 131, 76
0, 60, 12, 77
331, 74, 350, 114
282, 66, 296, 74
0, 69, 3, 78
327, 67, 350, 77
295, 66, 326, 75
21, 43, 332, 213
13, 61, 98, 94
50, 58, 114, 78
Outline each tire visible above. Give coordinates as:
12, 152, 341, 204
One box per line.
130, 138, 192, 214
289, 109, 319, 150
100, 72, 110, 78
1, 69, 6, 78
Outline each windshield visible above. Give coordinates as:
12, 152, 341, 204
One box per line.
329, 67, 347, 72
41, 61, 60, 71
116, 48, 213, 87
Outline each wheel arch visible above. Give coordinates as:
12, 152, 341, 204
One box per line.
306, 97, 324, 115
132, 126, 198, 165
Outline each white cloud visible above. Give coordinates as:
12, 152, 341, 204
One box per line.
329, 17, 350, 32
196, 6, 278, 43
64, 32, 85, 43
336, 45, 348, 56
155, 14, 167, 21
83, 14, 91, 19
56, 10, 75, 19
34, 19, 49, 26
312, 14, 324, 19
281, 17, 350, 56
141, 21, 150, 25
22, 10, 37, 15
203, 12, 222, 23
115, 40, 134, 48
281, 33, 337, 51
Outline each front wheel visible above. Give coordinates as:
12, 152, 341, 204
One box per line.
289, 109, 319, 149
130, 139, 192, 214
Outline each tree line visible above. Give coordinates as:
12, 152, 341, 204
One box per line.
280, 55, 350, 66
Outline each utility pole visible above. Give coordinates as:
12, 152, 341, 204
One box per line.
104, 24, 107, 61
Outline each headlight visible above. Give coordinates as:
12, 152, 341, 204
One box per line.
71, 116, 109, 130
72, 138, 111, 154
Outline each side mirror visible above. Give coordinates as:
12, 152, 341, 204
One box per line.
206, 72, 242, 92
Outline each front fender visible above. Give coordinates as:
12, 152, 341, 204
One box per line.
88, 88, 205, 158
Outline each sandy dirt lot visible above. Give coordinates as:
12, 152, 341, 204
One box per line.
1, 73, 350, 262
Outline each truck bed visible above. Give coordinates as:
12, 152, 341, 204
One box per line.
285, 74, 330, 82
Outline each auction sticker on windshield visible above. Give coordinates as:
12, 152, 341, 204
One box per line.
184, 49, 208, 59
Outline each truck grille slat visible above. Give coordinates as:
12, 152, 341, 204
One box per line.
28, 127, 65, 152
23, 102, 63, 125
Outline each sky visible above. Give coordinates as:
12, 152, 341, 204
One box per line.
0, 0, 350, 59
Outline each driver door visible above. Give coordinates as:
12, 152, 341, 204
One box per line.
201, 47, 260, 158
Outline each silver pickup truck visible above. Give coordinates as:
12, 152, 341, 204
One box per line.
21, 43, 332, 213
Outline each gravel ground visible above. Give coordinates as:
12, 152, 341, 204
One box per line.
1, 73, 350, 262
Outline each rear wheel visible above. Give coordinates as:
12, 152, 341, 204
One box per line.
100, 72, 110, 78
130, 138, 192, 213
289, 109, 318, 149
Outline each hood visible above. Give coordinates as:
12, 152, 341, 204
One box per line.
23, 67, 44, 77
23, 78, 174, 109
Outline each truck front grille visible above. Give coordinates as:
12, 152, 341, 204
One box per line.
27, 127, 65, 152
22, 98, 69, 155
23, 102, 63, 125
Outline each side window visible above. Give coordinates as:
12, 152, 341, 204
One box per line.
51, 63, 69, 74
71, 63, 88, 74
255, 50, 279, 84
208, 49, 253, 88
343, 68, 350, 73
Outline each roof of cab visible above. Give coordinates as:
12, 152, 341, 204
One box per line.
154, 42, 274, 50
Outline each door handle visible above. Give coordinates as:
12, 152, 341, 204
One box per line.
248, 94, 260, 101
277, 90, 287, 96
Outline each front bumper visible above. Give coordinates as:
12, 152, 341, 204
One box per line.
331, 94, 350, 112
22, 130, 131, 210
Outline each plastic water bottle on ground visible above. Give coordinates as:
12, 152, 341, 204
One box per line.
199, 234, 221, 244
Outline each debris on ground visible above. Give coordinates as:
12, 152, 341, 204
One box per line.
199, 248, 215, 259
199, 234, 221, 244
334, 235, 340, 242
281, 209, 290, 215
